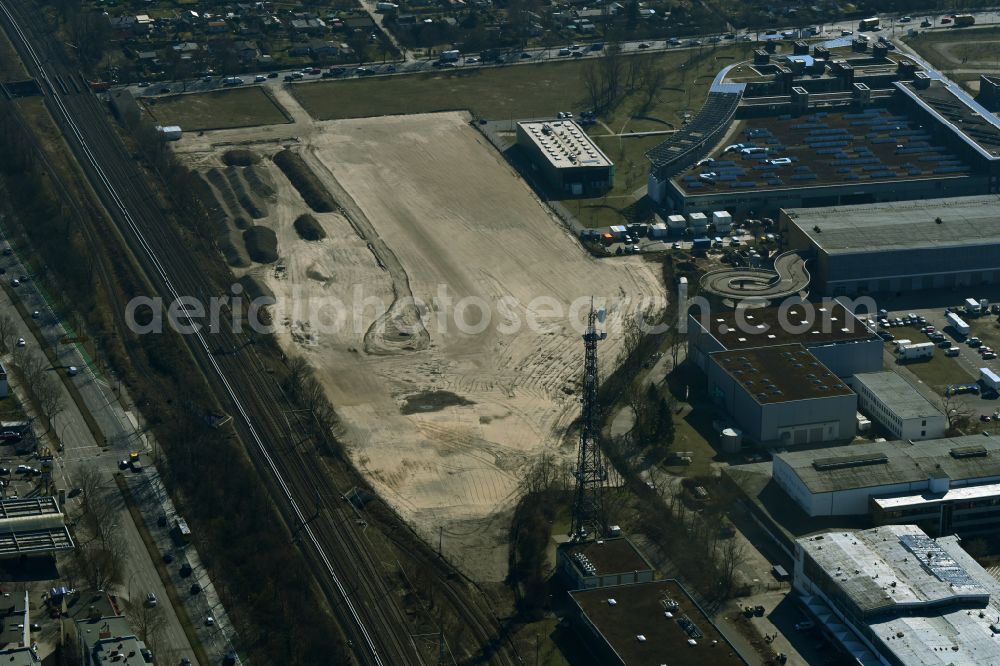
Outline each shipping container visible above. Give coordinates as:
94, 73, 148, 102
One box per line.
688, 212, 708, 228
965, 297, 981, 313
712, 210, 732, 233
954, 14, 975, 26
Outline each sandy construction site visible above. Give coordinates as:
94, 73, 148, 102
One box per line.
174, 106, 662, 580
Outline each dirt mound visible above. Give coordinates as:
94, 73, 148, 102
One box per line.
273, 150, 337, 213
225, 166, 268, 219
206, 168, 240, 214
244, 164, 276, 199
222, 149, 260, 166
233, 216, 251, 230
293, 214, 327, 241
237, 274, 275, 301
191, 174, 230, 233
243, 226, 279, 263
218, 231, 251, 268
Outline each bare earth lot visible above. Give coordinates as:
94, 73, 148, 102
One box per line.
174, 110, 661, 580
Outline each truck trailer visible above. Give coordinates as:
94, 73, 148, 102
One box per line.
947, 312, 971, 336
965, 297, 981, 315
898, 342, 934, 360
981, 367, 1000, 390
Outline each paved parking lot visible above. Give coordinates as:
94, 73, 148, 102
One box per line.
871, 295, 1000, 422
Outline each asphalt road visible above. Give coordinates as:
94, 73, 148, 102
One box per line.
122, 9, 1000, 101
0, 271, 198, 664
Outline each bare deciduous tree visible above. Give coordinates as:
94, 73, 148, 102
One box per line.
0, 314, 15, 353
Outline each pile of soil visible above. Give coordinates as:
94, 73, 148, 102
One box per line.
218, 231, 251, 268
222, 149, 260, 166
237, 274, 275, 301
293, 214, 326, 241
243, 226, 279, 263
273, 150, 337, 213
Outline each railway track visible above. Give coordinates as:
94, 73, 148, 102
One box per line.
0, 4, 518, 665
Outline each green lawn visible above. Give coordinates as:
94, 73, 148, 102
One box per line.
293, 45, 753, 124
887, 326, 973, 392
141, 86, 292, 131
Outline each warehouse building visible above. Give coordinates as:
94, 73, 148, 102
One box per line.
688, 301, 882, 378
794, 524, 1000, 666
647, 51, 1000, 216
516, 120, 614, 196
782, 195, 1000, 295
707, 344, 857, 447
848, 371, 947, 441
772, 436, 1000, 531
570, 579, 747, 666
557, 537, 655, 590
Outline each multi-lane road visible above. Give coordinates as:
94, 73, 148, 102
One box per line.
0, 3, 515, 665
122, 9, 1000, 100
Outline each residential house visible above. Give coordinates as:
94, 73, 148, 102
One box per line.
290, 18, 327, 34
134, 14, 154, 34
235, 40, 259, 63
310, 41, 340, 58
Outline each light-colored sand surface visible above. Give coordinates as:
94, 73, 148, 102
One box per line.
174, 110, 662, 580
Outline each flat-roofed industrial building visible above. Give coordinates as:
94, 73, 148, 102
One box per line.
707, 344, 858, 446
782, 195, 1000, 295
794, 525, 1000, 666
558, 537, 655, 590
569, 579, 748, 666
848, 371, 947, 441
772, 436, 1000, 532
688, 301, 882, 378
0, 497, 73, 558
516, 120, 614, 196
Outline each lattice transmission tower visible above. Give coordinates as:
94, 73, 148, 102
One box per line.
570, 303, 608, 540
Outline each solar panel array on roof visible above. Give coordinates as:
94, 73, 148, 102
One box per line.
646, 91, 742, 173
898, 533, 979, 588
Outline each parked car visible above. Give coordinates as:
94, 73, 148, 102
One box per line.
254, 75, 266, 82
982, 414, 992, 423
15, 337, 24, 348
638, 42, 651, 49
267, 72, 278, 78
205, 615, 215, 627
985, 352, 997, 360
941, 17, 952, 23
145, 593, 157, 607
